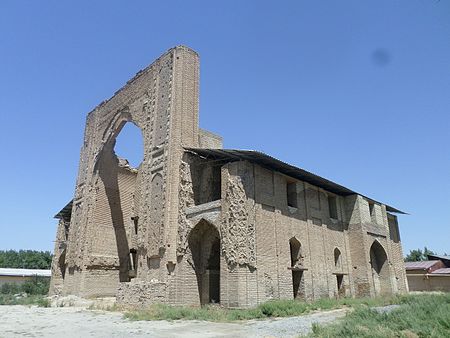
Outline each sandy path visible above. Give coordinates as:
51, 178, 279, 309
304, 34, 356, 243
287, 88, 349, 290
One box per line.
0, 305, 346, 338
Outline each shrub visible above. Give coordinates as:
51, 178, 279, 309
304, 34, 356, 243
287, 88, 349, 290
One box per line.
21, 276, 50, 295
308, 293, 450, 337
0, 282, 21, 295
0, 276, 50, 296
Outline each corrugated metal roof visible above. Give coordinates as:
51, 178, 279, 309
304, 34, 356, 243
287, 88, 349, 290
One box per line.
432, 268, 450, 274
0, 268, 51, 277
428, 254, 450, 264
404, 261, 440, 270
54, 200, 73, 220
186, 148, 405, 214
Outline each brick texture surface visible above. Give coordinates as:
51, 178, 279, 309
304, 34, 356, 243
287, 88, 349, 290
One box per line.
50, 46, 408, 308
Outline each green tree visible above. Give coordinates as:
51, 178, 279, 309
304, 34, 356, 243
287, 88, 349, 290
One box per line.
404, 247, 436, 262
0, 250, 52, 269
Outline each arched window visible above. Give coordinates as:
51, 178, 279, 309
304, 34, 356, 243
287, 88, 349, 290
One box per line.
334, 248, 342, 269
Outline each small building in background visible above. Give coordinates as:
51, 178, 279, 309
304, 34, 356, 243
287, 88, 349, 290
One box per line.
405, 255, 450, 292
0, 268, 51, 286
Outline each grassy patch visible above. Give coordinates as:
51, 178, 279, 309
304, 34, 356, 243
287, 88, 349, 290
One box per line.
124, 295, 399, 322
308, 293, 450, 337
0, 294, 50, 307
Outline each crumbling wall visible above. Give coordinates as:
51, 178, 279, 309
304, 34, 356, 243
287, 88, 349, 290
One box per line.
116, 280, 168, 308
177, 158, 195, 256
48, 219, 69, 296
51, 46, 200, 298
221, 161, 256, 269
220, 161, 258, 308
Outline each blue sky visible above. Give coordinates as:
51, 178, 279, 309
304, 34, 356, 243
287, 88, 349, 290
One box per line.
0, 1, 448, 255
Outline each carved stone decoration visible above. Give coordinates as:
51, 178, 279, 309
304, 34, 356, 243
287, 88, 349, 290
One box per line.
177, 160, 195, 255
222, 173, 256, 269
148, 173, 164, 256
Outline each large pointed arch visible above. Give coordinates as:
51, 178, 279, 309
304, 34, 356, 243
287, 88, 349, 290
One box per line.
369, 240, 391, 296
188, 219, 221, 305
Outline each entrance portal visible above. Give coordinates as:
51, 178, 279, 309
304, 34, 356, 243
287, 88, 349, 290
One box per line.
188, 220, 220, 305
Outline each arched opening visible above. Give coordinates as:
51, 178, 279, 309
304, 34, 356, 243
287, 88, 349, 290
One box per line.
333, 248, 344, 297
188, 220, 220, 305
289, 237, 305, 300
369, 241, 391, 296
113, 122, 144, 168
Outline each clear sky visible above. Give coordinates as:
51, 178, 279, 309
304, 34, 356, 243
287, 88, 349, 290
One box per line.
0, 1, 449, 255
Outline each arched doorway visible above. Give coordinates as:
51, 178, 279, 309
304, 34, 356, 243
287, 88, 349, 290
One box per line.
369, 241, 391, 296
289, 237, 305, 300
188, 220, 220, 305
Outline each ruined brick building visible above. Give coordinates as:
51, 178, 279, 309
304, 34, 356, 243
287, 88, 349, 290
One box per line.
50, 46, 408, 308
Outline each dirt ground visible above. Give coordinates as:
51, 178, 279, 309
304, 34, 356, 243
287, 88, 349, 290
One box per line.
0, 305, 347, 338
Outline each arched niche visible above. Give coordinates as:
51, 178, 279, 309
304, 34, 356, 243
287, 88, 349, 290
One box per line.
289, 237, 305, 300
369, 240, 391, 296
188, 219, 220, 305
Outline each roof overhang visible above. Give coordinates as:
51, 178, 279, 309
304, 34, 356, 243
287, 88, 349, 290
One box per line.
185, 148, 406, 214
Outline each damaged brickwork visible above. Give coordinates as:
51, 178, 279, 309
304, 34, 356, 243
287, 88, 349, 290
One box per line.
50, 46, 408, 308
221, 165, 257, 269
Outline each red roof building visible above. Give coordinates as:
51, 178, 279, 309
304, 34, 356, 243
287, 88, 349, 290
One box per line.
405, 255, 450, 292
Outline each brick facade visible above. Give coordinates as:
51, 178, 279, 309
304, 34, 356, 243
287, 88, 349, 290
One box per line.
50, 46, 408, 308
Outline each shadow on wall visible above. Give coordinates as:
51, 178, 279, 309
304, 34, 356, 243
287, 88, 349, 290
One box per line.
94, 120, 144, 285
97, 141, 130, 282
